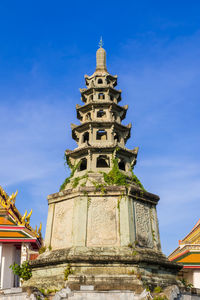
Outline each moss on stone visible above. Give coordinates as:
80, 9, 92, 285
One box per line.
59, 160, 81, 191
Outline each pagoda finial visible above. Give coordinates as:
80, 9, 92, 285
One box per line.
96, 38, 107, 72
99, 36, 103, 48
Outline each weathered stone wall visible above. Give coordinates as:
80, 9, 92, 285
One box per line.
45, 184, 160, 251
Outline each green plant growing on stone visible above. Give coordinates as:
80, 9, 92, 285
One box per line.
39, 246, 46, 254
64, 264, 74, 280
128, 243, 134, 249
153, 296, 168, 300
87, 196, 91, 207
72, 173, 89, 189
103, 158, 128, 186
10, 261, 32, 281
154, 286, 163, 293
60, 160, 81, 191
129, 168, 146, 191
132, 250, 138, 256
180, 278, 193, 290
92, 180, 106, 194
101, 156, 145, 191
117, 197, 121, 210
48, 245, 52, 251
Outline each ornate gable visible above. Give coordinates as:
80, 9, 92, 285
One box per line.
0, 186, 42, 247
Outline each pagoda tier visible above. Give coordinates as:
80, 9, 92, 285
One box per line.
79, 86, 122, 104
71, 121, 131, 145
65, 145, 138, 176
76, 102, 128, 123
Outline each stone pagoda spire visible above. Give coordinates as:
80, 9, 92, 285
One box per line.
65, 42, 138, 185
96, 40, 107, 72
26, 44, 181, 293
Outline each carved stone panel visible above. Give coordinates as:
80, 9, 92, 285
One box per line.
51, 199, 74, 249
87, 197, 119, 246
135, 201, 153, 248
150, 206, 161, 250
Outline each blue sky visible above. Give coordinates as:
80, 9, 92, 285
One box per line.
0, 1, 200, 255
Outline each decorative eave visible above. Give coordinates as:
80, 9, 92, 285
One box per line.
0, 219, 41, 249
71, 121, 131, 142
79, 86, 122, 101
76, 102, 128, 121
0, 186, 42, 241
65, 145, 138, 160
84, 73, 118, 87
168, 219, 200, 263
181, 219, 200, 244
72, 121, 131, 133
169, 249, 200, 269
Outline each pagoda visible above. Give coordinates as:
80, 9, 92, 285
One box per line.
25, 43, 181, 292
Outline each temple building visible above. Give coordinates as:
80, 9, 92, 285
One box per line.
25, 43, 181, 292
169, 219, 200, 289
0, 186, 41, 289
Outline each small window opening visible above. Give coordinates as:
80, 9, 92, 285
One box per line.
110, 94, 114, 101
79, 158, 87, 171
96, 155, 110, 168
96, 129, 107, 140
118, 159, 126, 171
97, 110, 106, 118
83, 132, 89, 143
98, 93, 105, 100
89, 94, 93, 100
98, 78, 103, 84
85, 112, 91, 121
112, 112, 117, 120
114, 132, 120, 142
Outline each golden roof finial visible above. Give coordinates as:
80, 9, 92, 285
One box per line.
21, 210, 27, 224
26, 209, 32, 224
9, 190, 18, 205
38, 222, 42, 236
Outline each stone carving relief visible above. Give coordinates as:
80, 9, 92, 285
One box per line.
135, 201, 153, 248
87, 197, 119, 247
51, 200, 74, 249
150, 206, 161, 250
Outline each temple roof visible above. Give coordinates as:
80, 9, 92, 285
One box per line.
0, 186, 42, 249
169, 219, 200, 268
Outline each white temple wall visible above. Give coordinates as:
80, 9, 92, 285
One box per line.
192, 270, 200, 289
1, 244, 15, 289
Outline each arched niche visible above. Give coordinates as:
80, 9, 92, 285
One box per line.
79, 158, 87, 171
96, 155, 110, 168
98, 78, 103, 84
118, 159, 126, 171
96, 129, 107, 140
82, 132, 89, 143
98, 93, 105, 100
85, 112, 91, 121
97, 110, 106, 118
114, 132, 120, 142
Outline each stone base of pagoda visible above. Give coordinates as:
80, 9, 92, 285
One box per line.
24, 247, 182, 291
